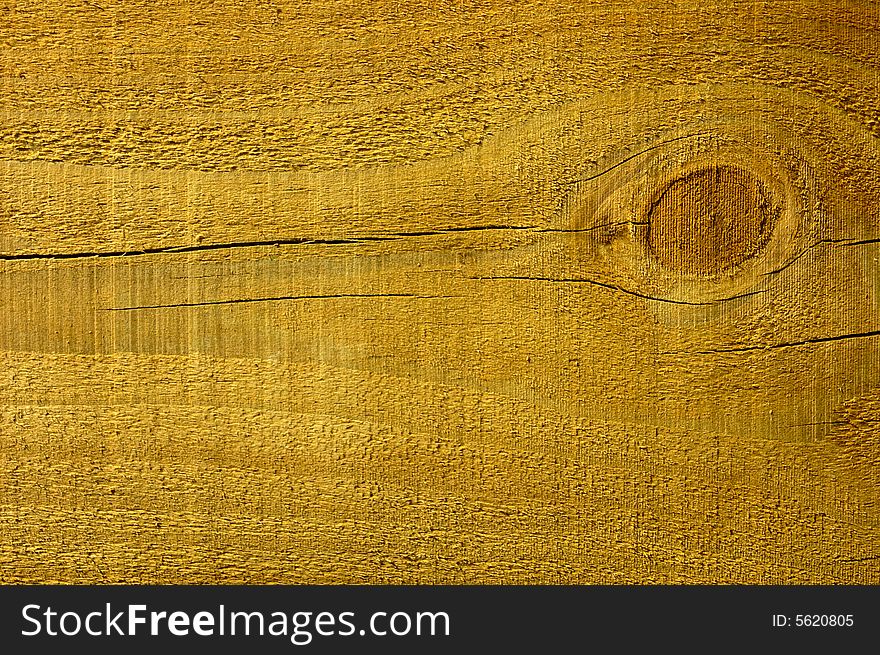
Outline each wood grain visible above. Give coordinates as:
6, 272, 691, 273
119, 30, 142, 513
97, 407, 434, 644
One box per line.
0, 0, 878, 583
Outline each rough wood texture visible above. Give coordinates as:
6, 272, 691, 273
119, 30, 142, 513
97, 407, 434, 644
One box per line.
1, 0, 878, 583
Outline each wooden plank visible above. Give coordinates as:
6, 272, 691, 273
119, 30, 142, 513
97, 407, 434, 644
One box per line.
0, 0, 877, 583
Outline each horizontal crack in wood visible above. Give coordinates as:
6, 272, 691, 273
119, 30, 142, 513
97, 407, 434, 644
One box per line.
0, 225, 542, 261
103, 293, 453, 311
469, 275, 767, 306
667, 329, 880, 354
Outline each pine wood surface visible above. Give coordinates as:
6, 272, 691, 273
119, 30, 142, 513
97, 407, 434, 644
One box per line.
1, 0, 878, 583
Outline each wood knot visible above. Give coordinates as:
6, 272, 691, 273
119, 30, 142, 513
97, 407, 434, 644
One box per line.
645, 165, 778, 275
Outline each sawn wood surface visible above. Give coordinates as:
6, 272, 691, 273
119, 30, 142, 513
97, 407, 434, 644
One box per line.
0, 0, 878, 583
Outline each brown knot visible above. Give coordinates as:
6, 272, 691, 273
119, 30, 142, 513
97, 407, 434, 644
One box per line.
646, 165, 778, 275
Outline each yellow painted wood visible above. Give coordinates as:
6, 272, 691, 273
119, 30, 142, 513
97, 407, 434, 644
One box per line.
0, 0, 878, 583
